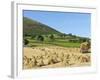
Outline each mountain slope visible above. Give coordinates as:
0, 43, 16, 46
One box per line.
23, 17, 61, 36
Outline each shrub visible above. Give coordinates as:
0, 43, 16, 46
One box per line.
24, 39, 29, 45
37, 35, 44, 42
49, 34, 55, 41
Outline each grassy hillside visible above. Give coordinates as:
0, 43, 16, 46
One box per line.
23, 17, 90, 48
23, 17, 61, 36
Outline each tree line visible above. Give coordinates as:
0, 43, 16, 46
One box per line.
24, 33, 90, 45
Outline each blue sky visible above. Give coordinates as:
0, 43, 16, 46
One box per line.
23, 10, 91, 38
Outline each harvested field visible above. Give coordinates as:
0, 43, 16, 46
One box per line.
23, 46, 91, 69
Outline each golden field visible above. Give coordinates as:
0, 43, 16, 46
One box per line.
23, 46, 91, 69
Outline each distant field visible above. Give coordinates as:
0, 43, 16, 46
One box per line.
26, 37, 81, 48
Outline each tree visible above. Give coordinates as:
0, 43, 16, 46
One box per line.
37, 35, 44, 42
31, 35, 36, 39
72, 35, 77, 38
79, 38, 89, 43
24, 39, 29, 45
68, 33, 72, 36
49, 34, 55, 41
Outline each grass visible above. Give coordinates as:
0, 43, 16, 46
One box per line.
27, 38, 81, 48
48, 41, 80, 47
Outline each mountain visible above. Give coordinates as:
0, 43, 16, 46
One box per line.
23, 17, 61, 36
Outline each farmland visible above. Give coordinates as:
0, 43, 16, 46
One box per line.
23, 46, 90, 69
23, 17, 91, 69
25, 36, 81, 48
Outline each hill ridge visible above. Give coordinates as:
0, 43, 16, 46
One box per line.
23, 17, 61, 36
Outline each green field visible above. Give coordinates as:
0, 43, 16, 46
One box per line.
23, 17, 90, 48
25, 37, 81, 48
